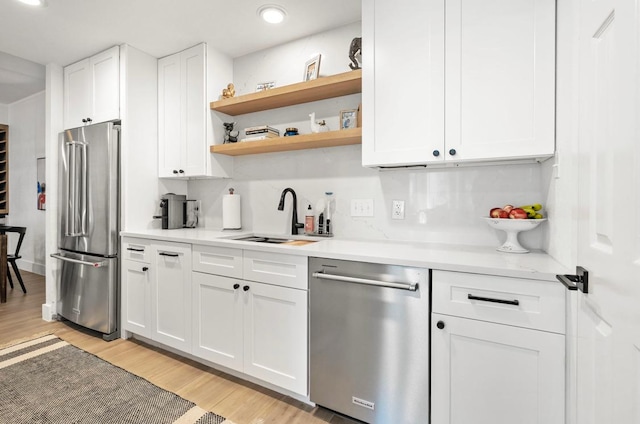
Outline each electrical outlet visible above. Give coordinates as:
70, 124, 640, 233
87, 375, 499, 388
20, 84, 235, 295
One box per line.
351, 199, 374, 217
392, 200, 405, 220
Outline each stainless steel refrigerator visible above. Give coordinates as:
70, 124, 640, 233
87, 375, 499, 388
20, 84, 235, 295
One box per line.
52, 121, 120, 341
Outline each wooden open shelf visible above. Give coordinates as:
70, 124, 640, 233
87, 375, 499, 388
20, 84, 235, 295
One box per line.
210, 70, 362, 116
210, 128, 361, 156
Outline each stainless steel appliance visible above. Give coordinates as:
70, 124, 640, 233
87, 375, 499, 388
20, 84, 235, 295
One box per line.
52, 121, 120, 341
156, 193, 186, 229
184, 199, 199, 228
309, 257, 430, 424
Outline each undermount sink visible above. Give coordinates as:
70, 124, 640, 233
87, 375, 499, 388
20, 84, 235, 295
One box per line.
233, 235, 294, 244
230, 235, 318, 246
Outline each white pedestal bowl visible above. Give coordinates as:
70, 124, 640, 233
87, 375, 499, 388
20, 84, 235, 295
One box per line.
484, 217, 547, 253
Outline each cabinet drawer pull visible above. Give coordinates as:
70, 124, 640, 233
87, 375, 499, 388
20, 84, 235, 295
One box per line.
127, 247, 145, 252
158, 252, 179, 257
142, 267, 148, 272
467, 294, 519, 306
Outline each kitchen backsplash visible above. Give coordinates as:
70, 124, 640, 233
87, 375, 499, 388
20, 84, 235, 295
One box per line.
188, 145, 546, 248
188, 21, 547, 249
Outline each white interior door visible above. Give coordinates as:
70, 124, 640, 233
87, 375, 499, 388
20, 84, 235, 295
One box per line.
574, 0, 640, 422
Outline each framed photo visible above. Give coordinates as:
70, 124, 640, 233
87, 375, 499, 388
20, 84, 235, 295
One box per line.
303, 54, 321, 82
340, 109, 358, 130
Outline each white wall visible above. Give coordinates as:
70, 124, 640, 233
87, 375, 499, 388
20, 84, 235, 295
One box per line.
191, 22, 549, 250
7, 91, 46, 275
0, 104, 7, 123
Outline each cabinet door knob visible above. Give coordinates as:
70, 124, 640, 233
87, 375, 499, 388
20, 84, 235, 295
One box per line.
172, 170, 178, 174
449, 148, 457, 156
436, 321, 445, 330
82, 118, 87, 123
233, 283, 240, 290
433, 150, 440, 157
142, 266, 148, 272
87, 118, 92, 123
178, 169, 185, 174
243, 285, 250, 291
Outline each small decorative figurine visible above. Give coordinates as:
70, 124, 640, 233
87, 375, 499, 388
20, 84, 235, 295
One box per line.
348, 37, 362, 70
222, 83, 235, 99
223, 122, 239, 143
309, 113, 329, 133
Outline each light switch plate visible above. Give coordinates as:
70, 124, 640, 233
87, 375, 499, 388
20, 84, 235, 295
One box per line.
351, 199, 374, 217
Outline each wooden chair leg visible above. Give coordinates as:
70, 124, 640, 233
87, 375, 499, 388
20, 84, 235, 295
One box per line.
6, 268, 13, 289
9, 262, 26, 294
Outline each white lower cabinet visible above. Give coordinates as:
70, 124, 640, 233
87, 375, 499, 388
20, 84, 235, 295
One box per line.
431, 314, 565, 424
122, 238, 152, 338
192, 272, 244, 370
431, 270, 565, 424
191, 245, 309, 396
122, 259, 152, 338
122, 238, 192, 352
243, 280, 307, 395
152, 241, 192, 352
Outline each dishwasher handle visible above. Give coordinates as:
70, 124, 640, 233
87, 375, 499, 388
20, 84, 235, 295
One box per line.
312, 271, 418, 291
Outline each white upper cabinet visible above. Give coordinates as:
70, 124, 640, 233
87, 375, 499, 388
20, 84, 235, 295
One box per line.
158, 43, 232, 179
362, 0, 445, 167
362, 0, 555, 167
64, 46, 119, 129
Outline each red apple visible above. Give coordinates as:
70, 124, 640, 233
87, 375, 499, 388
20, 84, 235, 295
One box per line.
490, 208, 504, 218
498, 210, 509, 218
509, 208, 528, 219
503, 204, 514, 213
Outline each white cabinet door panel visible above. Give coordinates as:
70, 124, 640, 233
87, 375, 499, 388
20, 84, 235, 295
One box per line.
63, 59, 91, 129
431, 313, 565, 424
243, 282, 308, 396
445, 0, 555, 161
362, 0, 445, 167
192, 272, 243, 371
158, 54, 182, 177
90, 46, 120, 124
152, 242, 192, 352
181, 44, 207, 177
122, 259, 151, 338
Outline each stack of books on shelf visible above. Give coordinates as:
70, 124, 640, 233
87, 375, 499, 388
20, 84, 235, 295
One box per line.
241, 125, 280, 142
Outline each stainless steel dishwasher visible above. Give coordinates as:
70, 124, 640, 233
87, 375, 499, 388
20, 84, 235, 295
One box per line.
309, 257, 430, 424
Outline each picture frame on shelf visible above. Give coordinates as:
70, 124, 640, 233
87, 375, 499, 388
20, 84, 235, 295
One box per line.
303, 54, 321, 82
340, 109, 358, 130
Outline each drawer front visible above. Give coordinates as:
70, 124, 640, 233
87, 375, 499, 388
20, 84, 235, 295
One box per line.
122, 238, 152, 263
193, 245, 243, 279
243, 250, 308, 290
432, 270, 565, 334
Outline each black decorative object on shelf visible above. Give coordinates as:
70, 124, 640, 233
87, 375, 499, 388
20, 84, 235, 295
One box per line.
349, 37, 362, 70
223, 122, 239, 144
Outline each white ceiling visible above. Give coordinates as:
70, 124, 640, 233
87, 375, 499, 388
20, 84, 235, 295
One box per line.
0, 0, 361, 104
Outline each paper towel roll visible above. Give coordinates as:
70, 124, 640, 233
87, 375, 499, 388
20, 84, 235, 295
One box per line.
222, 194, 242, 229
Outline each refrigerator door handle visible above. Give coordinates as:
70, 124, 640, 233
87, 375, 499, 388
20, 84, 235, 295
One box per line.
51, 253, 106, 268
65, 140, 88, 237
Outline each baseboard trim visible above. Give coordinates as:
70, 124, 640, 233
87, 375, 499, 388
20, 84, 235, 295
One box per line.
16, 259, 45, 276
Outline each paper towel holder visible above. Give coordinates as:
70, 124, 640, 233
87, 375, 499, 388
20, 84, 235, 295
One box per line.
223, 187, 242, 230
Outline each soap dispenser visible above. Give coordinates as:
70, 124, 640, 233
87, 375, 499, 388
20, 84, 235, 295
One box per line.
305, 204, 315, 234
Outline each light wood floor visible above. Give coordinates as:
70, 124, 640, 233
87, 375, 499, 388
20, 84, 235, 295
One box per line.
0, 271, 360, 424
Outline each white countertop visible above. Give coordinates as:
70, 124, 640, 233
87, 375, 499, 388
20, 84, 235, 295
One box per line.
121, 228, 569, 282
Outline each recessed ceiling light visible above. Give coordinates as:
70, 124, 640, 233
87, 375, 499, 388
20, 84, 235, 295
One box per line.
258, 5, 287, 24
16, 0, 47, 6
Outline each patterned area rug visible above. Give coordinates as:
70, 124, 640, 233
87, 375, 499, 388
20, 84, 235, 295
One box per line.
0, 335, 232, 424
